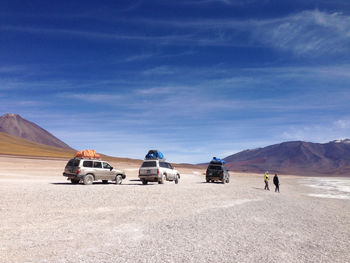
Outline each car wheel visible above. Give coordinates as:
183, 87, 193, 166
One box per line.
71, 179, 79, 184
142, 179, 148, 185
115, 175, 123, 185
83, 174, 94, 185
159, 174, 165, 184
226, 177, 230, 183
175, 175, 179, 184
222, 178, 226, 184
102, 180, 108, 184
206, 178, 210, 183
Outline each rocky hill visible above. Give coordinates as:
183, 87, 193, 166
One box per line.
0, 113, 72, 149
223, 140, 350, 176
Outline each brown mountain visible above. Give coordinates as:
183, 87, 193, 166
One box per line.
0, 113, 72, 149
0, 131, 75, 158
223, 140, 350, 176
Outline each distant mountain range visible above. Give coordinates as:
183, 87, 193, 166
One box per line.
0, 113, 141, 163
0, 113, 72, 149
1, 113, 350, 175
223, 140, 350, 176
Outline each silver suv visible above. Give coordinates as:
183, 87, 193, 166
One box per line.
138, 160, 180, 185
63, 158, 126, 185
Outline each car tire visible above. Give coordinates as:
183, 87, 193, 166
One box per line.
142, 179, 148, 185
206, 179, 210, 183
83, 174, 94, 185
102, 180, 108, 184
222, 178, 226, 184
71, 179, 79, 184
115, 175, 123, 185
226, 177, 230, 183
175, 175, 179, 184
159, 174, 165, 184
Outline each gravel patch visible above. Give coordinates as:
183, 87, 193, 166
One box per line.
0, 157, 349, 263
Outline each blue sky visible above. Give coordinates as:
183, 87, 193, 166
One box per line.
1, 0, 350, 163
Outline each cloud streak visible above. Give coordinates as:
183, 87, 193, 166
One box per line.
123, 10, 350, 55
3, 10, 349, 55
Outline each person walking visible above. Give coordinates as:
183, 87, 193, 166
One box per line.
264, 171, 270, 190
273, 174, 280, 193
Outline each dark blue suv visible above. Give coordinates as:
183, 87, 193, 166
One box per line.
206, 158, 230, 184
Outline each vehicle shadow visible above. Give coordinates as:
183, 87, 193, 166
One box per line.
51, 181, 152, 186
197, 182, 226, 184
51, 182, 80, 185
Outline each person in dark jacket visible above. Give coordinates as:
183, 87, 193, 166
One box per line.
273, 174, 280, 193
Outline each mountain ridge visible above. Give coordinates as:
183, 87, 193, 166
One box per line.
223, 140, 350, 176
0, 113, 72, 149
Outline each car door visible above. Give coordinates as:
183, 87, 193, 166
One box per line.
159, 161, 166, 176
93, 161, 103, 180
166, 162, 176, 180
103, 162, 114, 180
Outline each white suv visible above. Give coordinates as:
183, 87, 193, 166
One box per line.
139, 160, 180, 185
63, 158, 126, 185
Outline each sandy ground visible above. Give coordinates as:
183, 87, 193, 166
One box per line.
0, 156, 349, 263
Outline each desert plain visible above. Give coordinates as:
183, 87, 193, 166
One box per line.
0, 156, 349, 263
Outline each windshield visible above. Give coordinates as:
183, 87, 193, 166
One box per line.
66, 159, 80, 167
141, 161, 157, 168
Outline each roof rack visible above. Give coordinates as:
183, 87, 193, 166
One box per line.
73, 157, 102, 160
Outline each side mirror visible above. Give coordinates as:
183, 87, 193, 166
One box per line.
110, 167, 113, 171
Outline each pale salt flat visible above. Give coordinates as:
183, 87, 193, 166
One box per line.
300, 177, 350, 200
1, 156, 350, 263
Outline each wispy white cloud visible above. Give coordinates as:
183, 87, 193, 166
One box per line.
334, 119, 350, 129
136, 87, 175, 95
123, 53, 157, 62
281, 120, 350, 143
58, 93, 123, 103
124, 10, 350, 55
252, 10, 350, 55
164, 0, 262, 6
0, 25, 196, 44
142, 66, 175, 75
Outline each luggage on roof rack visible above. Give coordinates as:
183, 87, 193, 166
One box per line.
75, 149, 101, 159
210, 157, 226, 164
145, 150, 165, 160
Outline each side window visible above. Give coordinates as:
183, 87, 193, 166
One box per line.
93, 162, 102, 168
166, 163, 173, 169
103, 162, 111, 169
83, 161, 93, 167
159, 162, 168, 168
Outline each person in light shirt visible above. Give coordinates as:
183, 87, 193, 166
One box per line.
264, 171, 269, 191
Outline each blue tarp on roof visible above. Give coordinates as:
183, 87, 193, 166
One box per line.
145, 150, 165, 160
211, 157, 226, 164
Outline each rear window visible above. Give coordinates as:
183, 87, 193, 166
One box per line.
141, 161, 157, 168
208, 165, 222, 171
66, 159, 80, 167
83, 161, 93, 167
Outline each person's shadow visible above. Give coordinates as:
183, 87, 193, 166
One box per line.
252, 187, 265, 191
